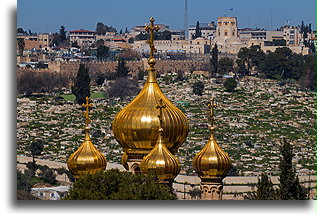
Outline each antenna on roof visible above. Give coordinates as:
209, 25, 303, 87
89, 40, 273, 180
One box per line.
184, 0, 189, 39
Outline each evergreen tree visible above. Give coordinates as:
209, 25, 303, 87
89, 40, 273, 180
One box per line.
223, 78, 237, 92
218, 57, 234, 75
30, 140, 44, 164
59, 25, 67, 43
255, 173, 277, 200
192, 81, 204, 96
210, 44, 218, 77
192, 21, 202, 39
17, 38, 25, 56
96, 22, 107, 35
278, 139, 307, 200
115, 58, 130, 78
72, 63, 91, 105
64, 169, 177, 200
96, 45, 109, 59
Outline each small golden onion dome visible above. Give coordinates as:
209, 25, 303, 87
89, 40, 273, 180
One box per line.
140, 128, 180, 182
193, 98, 231, 179
112, 17, 188, 158
67, 127, 107, 179
67, 97, 107, 179
193, 127, 231, 179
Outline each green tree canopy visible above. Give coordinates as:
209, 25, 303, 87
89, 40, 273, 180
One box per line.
218, 57, 234, 76
96, 45, 109, 59
255, 173, 277, 200
192, 81, 204, 96
115, 58, 130, 78
71, 63, 91, 105
59, 25, 67, 43
17, 38, 25, 56
30, 140, 44, 164
223, 78, 238, 92
64, 169, 177, 200
260, 47, 304, 80
210, 44, 218, 77
96, 22, 117, 34
278, 139, 307, 200
237, 46, 265, 76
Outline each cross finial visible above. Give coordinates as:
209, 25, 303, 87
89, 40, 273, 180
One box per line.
82, 97, 93, 127
208, 97, 217, 128
156, 98, 166, 129
144, 17, 160, 62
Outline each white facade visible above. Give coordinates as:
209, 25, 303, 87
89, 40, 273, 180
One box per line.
69, 30, 96, 48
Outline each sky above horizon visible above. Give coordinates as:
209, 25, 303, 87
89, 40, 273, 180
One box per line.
17, 0, 316, 33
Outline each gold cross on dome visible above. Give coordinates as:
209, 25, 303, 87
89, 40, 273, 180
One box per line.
208, 97, 217, 128
156, 98, 166, 128
144, 17, 160, 60
82, 97, 93, 127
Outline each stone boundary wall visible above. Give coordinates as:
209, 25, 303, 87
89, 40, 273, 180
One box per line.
17, 59, 210, 76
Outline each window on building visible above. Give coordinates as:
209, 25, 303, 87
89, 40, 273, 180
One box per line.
231, 22, 235, 26
224, 31, 228, 36
232, 31, 235, 36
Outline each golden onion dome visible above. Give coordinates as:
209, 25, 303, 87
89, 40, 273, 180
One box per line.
140, 98, 180, 182
112, 17, 189, 158
193, 98, 231, 179
140, 128, 181, 182
67, 97, 107, 179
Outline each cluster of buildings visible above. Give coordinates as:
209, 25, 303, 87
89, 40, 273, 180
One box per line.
17, 16, 316, 64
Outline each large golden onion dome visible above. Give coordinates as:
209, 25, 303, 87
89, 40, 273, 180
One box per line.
140, 98, 180, 183
112, 17, 189, 162
67, 98, 107, 179
193, 98, 231, 179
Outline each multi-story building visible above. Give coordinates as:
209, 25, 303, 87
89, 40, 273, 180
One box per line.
189, 22, 216, 40
281, 26, 301, 46
214, 17, 244, 54
38, 33, 54, 48
17, 33, 54, 50
69, 30, 96, 48
132, 37, 211, 55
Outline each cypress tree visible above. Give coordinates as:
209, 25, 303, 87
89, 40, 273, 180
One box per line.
72, 63, 91, 105
210, 44, 218, 77
278, 139, 307, 200
256, 173, 277, 200
192, 21, 202, 39
115, 58, 130, 78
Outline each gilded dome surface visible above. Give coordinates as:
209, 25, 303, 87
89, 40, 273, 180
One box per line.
112, 17, 188, 157
67, 129, 107, 179
67, 97, 107, 179
193, 129, 231, 179
193, 98, 231, 179
112, 72, 189, 155
140, 128, 180, 182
